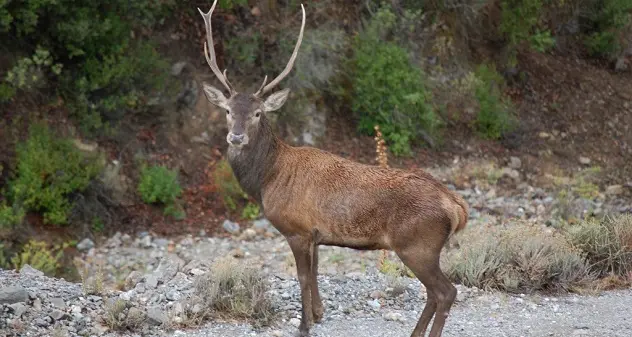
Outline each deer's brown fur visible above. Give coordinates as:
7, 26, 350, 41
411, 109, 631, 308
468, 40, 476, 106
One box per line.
197, 2, 469, 336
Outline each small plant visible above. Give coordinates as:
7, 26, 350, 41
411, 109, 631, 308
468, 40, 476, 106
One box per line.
10, 240, 67, 276
137, 164, 183, 218
565, 214, 632, 278
103, 298, 127, 330
193, 256, 274, 326
76, 262, 105, 295
473, 64, 517, 140
241, 202, 260, 220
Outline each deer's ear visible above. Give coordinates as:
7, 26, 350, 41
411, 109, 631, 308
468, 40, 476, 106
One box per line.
203, 83, 230, 110
263, 88, 290, 112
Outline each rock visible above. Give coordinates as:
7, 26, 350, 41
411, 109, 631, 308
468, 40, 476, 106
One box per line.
0, 286, 28, 304
239, 228, 257, 241
145, 275, 159, 289
370, 290, 386, 300
606, 185, 624, 196
125, 271, 144, 290
50, 297, 66, 309
289, 317, 301, 327
76, 238, 95, 251
501, 168, 520, 181
147, 306, 168, 325
152, 255, 185, 284
19, 264, 44, 277
166, 290, 181, 301
51, 309, 66, 320
367, 299, 381, 310
189, 268, 206, 276
271, 330, 284, 337
8, 302, 27, 317
140, 235, 152, 248
171, 61, 188, 76
383, 312, 404, 322
579, 156, 591, 165
222, 219, 240, 234
508, 156, 522, 169
615, 57, 628, 72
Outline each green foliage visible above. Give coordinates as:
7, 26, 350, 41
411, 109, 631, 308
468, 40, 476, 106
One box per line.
5, 123, 102, 225
137, 164, 183, 218
10, 240, 68, 276
500, 0, 550, 50
583, 0, 632, 58
473, 64, 517, 140
0, 0, 175, 135
241, 202, 260, 221
217, 0, 248, 10
213, 159, 249, 212
349, 4, 439, 156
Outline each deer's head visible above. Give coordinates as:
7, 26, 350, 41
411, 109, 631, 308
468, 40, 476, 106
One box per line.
198, 0, 305, 148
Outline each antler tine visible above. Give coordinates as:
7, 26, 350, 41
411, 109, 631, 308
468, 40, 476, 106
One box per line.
198, 0, 235, 96
254, 75, 268, 97
257, 4, 306, 96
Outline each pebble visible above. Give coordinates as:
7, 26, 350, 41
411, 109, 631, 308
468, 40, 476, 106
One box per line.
76, 238, 95, 251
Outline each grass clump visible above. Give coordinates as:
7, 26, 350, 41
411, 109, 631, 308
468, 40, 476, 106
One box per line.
137, 164, 184, 219
193, 257, 274, 327
349, 4, 439, 156
565, 214, 632, 278
443, 223, 593, 293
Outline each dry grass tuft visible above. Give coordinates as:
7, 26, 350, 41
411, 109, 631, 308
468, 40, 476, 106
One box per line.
102, 298, 146, 331
565, 214, 632, 278
75, 258, 105, 295
443, 222, 594, 293
193, 257, 274, 327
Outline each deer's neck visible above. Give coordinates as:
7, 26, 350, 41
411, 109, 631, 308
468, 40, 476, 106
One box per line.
227, 116, 283, 205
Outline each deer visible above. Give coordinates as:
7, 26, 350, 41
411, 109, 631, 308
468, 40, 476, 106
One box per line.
196, 1, 469, 336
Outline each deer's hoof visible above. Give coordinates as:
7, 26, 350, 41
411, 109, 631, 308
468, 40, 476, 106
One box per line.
295, 328, 309, 337
313, 306, 324, 323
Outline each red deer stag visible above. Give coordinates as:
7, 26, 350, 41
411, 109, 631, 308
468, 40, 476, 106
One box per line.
197, 1, 469, 336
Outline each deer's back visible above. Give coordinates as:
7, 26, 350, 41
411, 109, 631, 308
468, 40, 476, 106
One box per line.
262, 146, 464, 249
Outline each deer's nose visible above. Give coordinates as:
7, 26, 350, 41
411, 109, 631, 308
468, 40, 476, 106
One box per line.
228, 133, 245, 145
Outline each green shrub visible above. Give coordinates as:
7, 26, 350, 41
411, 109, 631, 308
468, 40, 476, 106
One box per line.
0, 0, 175, 135
583, 0, 632, 58
349, 4, 439, 156
500, 0, 552, 51
565, 214, 632, 277
473, 64, 517, 140
10, 240, 68, 276
137, 165, 183, 217
5, 122, 102, 225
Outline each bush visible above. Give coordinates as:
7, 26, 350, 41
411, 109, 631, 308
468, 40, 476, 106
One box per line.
5, 122, 102, 225
0, 0, 175, 135
193, 257, 274, 326
10, 240, 67, 276
137, 164, 183, 217
473, 64, 517, 140
443, 223, 593, 293
565, 214, 632, 278
349, 4, 439, 156
583, 0, 632, 58
499, 0, 555, 53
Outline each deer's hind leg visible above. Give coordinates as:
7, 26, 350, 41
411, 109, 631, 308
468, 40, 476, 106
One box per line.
310, 243, 324, 323
394, 243, 456, 337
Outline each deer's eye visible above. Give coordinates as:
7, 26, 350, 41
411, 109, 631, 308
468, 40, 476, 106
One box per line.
255, 111, 261, 118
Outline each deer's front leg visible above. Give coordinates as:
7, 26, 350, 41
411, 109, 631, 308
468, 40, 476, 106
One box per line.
286, 235, 314, 337
311, 243, 324, 323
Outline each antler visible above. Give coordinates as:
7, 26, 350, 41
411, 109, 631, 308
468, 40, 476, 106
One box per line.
254, 4, 306, 97
198, 0, 235, 96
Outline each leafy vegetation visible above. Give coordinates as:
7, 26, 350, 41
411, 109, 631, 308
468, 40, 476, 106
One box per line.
9, 240, 68, 276
349, 4, 439, 156
138, 164, 184, 218
2, 122, 102, 226
213, 159, 249, 213
473, 64, 517, 140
